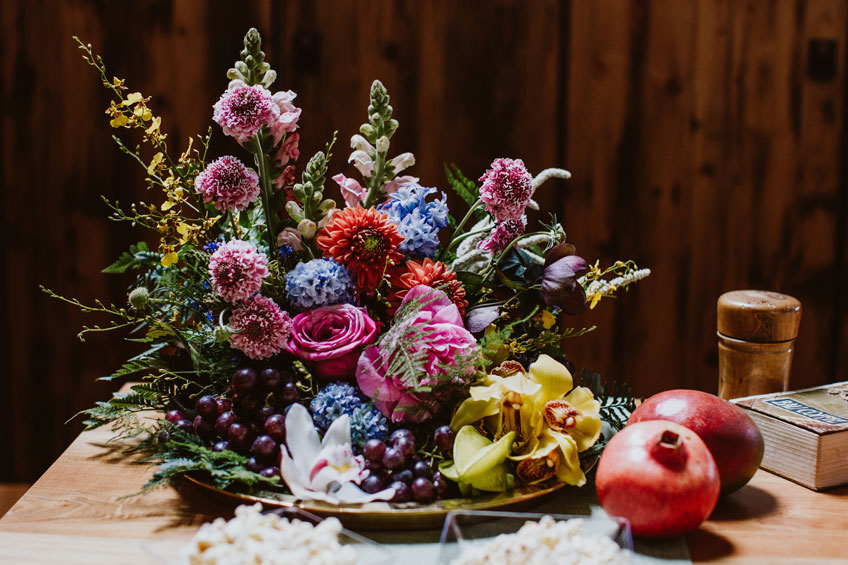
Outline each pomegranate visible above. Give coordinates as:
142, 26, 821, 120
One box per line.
629, 389, 764, 494
596, 420, 720, 538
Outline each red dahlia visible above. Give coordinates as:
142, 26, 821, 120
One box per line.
315, 206, 404, 292
389, 258, 468, 316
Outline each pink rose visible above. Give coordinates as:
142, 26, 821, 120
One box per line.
356, 285, 478, 423
287, 304, 378, 381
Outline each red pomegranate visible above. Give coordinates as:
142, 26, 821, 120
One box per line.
629, 389, 764, 494
596, 420, 720, 538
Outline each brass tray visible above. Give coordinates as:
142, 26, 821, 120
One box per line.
184, 475, 570, 530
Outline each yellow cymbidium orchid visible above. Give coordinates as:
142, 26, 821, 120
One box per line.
450, 354, 602, 487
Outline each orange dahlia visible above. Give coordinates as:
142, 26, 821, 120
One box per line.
315, 206, 404, 292
389, 258, 468, 316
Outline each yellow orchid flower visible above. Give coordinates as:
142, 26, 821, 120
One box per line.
450, 354, 602, 487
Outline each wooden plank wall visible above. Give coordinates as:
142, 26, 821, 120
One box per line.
1, 0, 845, 481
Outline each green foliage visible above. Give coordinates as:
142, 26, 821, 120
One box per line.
102, 241, 161, 274
287, 132, 338, 228
577, 369, 636, 432
444, 163, 480, 209
142, 429, 283, 493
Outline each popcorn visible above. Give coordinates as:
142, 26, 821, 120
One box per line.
451, 515, 628, 565
181, 503, 356, 565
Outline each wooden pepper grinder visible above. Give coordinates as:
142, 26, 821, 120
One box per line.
717, 290, 802, 400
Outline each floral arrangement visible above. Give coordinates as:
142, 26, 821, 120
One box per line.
49, 29, 649, 505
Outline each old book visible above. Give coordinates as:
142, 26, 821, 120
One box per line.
732, 382, 848, 490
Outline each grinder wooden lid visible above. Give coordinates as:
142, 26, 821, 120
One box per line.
717, 290, 801, 342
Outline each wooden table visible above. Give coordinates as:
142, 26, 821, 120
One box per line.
2, 421, 847, 564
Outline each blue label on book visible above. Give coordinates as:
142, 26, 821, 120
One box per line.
765, 398, 848, 426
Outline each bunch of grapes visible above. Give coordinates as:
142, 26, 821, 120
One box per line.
359, 425, 457, 503
163, 366, 302, 478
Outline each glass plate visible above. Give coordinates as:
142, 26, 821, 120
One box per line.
437, 509, 633, 563
144, 506, 393, 565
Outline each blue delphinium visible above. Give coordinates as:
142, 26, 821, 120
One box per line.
285, 258, 355, 311
380, 181, 449, 258
310, 383, 388, 446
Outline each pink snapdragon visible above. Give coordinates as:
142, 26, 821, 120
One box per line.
229, 295, 292, 360
208, 240, 269, 303
479, 158, 533, 222
333, 174, 367, 208
213, 81, 279, 143
269, 90, 302, 145
194, 156, 261, 212
356, 285, 477, 422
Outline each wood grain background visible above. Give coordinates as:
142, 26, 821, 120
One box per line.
2, 0, 846, 482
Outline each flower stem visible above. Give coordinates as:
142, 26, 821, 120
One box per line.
252, 135, 277, 251
479, 230, 549, 281
363, 151, 387, 209
437, 198, 483, 262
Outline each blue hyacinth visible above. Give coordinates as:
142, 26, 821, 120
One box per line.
310, 383, 388, 446
380, 181, 449, 258
285, 258, 355, 311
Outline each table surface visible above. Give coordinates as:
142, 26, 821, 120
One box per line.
2, 412, 848, 564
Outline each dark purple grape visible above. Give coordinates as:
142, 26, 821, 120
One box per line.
281, 381, 300, 403
245, 456, 264, 473
216, 398, 232, 415
260, 466, 280, 478
251, 435, 278, 459
393, 436, 416, 458
194, 415, 216, 440
382, 447, 405, 470
433, 426, 455, 451
390, 429, 414, 446
433, 477, 450, 499
165, 410, 184, 424
175, 419, 194, 434
390, 469, 414, 485
240, 395, 263, 414
232, 367, 257, 394
157, 430, 170, 444
260, 368, 282, 391
212, 440, 230, 452
362, 474, 384, 494
248, 421, 264, 436
411, 477, 436, 502
227, 422, 251, 451
364, 459, 384, 475
215, 411, 238, 437
264, 414, 286, 442
412, 460, 432, 479
258, 405, 275, 421
195, 395, 218, 419
363, 439, 387, 462
389, 481, 412, 503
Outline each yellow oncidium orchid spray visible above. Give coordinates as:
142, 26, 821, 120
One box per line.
450, 354, 601, 487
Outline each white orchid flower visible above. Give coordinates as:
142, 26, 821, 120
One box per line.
280, 404, 395, 504
388, 152, 415, 174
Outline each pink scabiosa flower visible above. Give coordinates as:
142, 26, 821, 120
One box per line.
229, 295, 292, 360
477, 215, 527, 253
479, 158, 533, 222
194, 156, 261, 212
213, 81, 279, 143
208, 240, 269, 303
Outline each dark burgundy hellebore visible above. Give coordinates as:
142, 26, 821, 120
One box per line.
541, 243, 589, 315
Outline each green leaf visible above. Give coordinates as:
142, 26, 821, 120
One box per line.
102, 241, 159, 274
444, 163, 479, 209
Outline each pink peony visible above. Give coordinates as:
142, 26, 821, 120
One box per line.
213, 81, 279, 143
333, 174, 367, 208
479, 158, 533, 222
477, 215, 527, 253
356, 285, 478, 423
194, 156, 261, 212
229, 295, 292, 360
208, 240, 269, 303
287, 304, 378, 381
